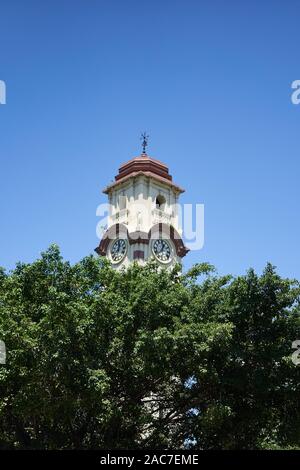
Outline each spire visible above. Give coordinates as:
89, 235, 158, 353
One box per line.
140, 132, 149, 155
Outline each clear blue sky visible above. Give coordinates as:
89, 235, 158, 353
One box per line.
0, 0, 299, 278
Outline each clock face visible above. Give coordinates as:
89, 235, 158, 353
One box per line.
152, 239, 172, 263
110, 239, 127, 263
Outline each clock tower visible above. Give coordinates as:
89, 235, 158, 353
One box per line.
95, 142, 189, 269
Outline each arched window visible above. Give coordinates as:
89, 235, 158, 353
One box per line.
156, 194, 166, 211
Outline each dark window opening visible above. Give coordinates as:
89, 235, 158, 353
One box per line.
156, 195, 166, 210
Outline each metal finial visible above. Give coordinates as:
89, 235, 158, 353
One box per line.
140, 132, 149, 154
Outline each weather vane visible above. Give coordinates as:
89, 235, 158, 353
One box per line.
140, 132, 149, 154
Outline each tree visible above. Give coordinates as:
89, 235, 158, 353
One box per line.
187, 264, 300, 449
0, 246, 299, 449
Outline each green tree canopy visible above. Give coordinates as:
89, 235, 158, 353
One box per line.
0, 245, 299, 449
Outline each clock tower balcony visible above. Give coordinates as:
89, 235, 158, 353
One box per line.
152, 208, 173, 225
110, 208, 129, 226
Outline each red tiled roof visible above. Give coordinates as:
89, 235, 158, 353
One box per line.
103, 154, 184, 194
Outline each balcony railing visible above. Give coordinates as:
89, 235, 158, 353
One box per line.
111, 208, 129, 225
152, 208, 173, 224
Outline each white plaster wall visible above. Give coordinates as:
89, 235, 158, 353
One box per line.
107, 176, 181, 232
106, 175, 183, 270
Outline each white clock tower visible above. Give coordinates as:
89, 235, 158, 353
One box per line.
95, 139, 189, 269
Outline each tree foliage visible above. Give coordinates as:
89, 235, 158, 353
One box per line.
0, 245, 299, 449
